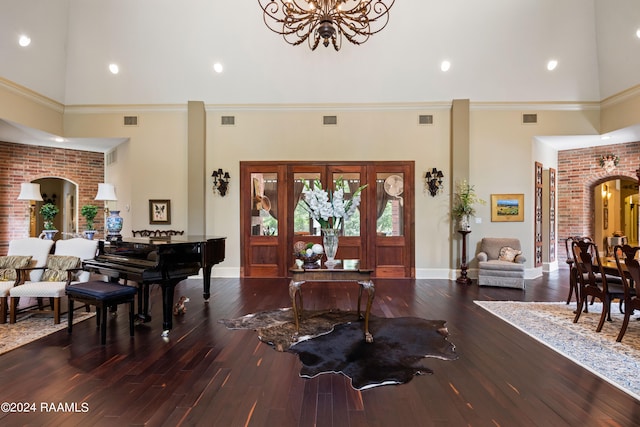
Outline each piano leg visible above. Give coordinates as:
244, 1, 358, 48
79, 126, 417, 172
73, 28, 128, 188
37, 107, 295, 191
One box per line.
160, 281, 179, 337
203, 264, 213, 302
137, 284, 152, 322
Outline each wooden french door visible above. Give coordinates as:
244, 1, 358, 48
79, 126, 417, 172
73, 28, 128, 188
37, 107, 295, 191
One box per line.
240, 161, 414, 278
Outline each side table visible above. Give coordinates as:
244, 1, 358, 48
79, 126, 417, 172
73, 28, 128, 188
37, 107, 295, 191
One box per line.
289, 259, 375, 342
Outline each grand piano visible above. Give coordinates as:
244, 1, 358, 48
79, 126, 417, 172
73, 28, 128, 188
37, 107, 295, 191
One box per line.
83, 235, 225, 336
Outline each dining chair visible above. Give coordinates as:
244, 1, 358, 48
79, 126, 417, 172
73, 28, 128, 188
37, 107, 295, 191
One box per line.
613, 244, 640, 342
565, 236, 592, 306
572, 240, 623, 330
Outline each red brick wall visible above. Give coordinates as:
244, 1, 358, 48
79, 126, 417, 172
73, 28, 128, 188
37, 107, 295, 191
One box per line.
557, 141, 640, 262
0, 141, 104, 254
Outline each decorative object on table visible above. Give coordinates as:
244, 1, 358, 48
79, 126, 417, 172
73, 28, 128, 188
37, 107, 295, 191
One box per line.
211, 168, 230, 196
94, 183, 121, 241
490, 194, 524, 222
299, 177, 367, 265
149, 199, 171, 225
424, 168, 444, 197
293, 241, 324, 269
80, 204, 98, 240
38, 203, 59, 240
321, 228, 340, 265
452, 180, 485, 231
220, 308, 458, 390
258, 0, 396, 52
599, 153, 619, 173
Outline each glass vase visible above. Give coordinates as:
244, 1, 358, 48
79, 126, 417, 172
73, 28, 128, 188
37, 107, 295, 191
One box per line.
322, 228, 340, 266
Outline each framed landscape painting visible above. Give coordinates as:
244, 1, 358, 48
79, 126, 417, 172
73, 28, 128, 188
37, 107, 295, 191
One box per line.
149, 199, 171, 224
491, 194, 524, 222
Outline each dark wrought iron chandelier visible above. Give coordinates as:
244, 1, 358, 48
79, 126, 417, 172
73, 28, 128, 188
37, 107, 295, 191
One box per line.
258, 0, 395, 51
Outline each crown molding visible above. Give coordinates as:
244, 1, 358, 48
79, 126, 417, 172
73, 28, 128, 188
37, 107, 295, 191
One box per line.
600, 84, 640, 109
63, 104, 187, 114
0, 77, 64, 113
471, 101, 600, 111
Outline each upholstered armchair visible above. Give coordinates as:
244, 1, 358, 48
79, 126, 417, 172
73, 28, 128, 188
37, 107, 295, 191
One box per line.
0, 238, 54, 323
9, 238, 98, 324
476, 237, 526, 289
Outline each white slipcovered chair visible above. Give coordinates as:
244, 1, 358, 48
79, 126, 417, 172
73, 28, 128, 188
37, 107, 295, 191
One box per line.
9, 238, 98, 324
0, 238, 54, 323
476, 237, 526, 289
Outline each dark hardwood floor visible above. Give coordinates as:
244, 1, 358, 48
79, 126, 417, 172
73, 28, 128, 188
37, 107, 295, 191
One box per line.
1, 269, 639, 426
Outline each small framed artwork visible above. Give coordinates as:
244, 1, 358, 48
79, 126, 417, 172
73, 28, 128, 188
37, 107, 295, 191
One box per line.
491, 194, 524, 222
149, 199, 171, 224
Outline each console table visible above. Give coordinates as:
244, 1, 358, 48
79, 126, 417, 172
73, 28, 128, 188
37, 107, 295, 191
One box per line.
289, 259, 375, 342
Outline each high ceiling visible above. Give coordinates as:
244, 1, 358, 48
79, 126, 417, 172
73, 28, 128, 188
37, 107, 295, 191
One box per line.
1, 0, 639, 149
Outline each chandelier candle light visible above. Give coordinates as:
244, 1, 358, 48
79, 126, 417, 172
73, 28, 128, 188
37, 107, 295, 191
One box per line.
300, 177, 367, 265
258, 0, 395, 51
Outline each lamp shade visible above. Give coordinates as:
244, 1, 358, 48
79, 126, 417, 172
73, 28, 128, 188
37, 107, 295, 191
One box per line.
95, 183, 117, 201
17, 183, 44, 201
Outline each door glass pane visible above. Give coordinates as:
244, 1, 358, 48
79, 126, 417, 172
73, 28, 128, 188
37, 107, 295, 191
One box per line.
293, 172, 321, 235
333, 172, 362, 237
251, 173, 278, 236
376, 172, 404, 236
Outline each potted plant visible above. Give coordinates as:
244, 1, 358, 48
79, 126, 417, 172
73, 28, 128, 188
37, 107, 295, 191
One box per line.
39, 202, 60, 239
452, 180, 485, 231
81, 204, 99, 239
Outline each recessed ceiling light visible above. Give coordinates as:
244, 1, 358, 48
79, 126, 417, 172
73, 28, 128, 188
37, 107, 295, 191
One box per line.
636, 28, 640, 39
213, 62, 224, 73
440, 60, 451, 72
547, 59, 558, 71
109, 63, 119, 74
54, 137, 65, 143
18, 35, 31, 47
601, 135, 611, 140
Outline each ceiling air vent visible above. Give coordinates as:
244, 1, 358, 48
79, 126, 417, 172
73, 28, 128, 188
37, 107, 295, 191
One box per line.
323, 115, 338, 126
418, 114, 433, 125
522, 113, 538, 124
123, 116, 138, 126
221, 116, 235, 126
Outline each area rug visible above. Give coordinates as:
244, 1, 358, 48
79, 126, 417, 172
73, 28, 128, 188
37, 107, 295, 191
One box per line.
0, 312, 95, 356
474, 300, 640, 400
220, 308, 458, 390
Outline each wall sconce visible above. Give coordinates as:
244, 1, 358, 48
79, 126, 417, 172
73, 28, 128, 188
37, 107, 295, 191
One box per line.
425, 168, 444, 197
212, 168, 230, 197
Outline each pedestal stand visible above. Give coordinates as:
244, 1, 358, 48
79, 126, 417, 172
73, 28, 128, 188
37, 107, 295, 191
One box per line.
456, 230, 472, 285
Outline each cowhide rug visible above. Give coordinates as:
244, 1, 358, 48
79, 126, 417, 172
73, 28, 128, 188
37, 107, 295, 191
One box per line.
219, 309, 458, 390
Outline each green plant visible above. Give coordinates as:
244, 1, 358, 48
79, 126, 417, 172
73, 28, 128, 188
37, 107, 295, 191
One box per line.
81, 204, 99, 230
452, 180, 485, 221
39, 203, 60, 230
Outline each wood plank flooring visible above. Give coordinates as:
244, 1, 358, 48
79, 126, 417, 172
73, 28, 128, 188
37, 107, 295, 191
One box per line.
1, 270, 639, 426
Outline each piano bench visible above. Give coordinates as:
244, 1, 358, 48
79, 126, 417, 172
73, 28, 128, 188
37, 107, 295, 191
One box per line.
66, 281, 138, 345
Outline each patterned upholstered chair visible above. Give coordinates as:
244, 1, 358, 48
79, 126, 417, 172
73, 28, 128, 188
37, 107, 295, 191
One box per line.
476, 237, 526, 289
0, 238, 54, 323
9, 238, 98, 324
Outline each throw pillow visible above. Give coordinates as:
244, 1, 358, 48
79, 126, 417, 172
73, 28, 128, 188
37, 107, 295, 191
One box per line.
0, 255, 33, 281
41, 255, 81, 282
498, 246, 521, 262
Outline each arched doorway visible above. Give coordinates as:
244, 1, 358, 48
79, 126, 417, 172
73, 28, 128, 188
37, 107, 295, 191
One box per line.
30, 178, 78, 240
592, 177, 639, 253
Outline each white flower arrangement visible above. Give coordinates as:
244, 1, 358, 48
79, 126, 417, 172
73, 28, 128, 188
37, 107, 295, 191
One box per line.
300, 177, 367, 230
